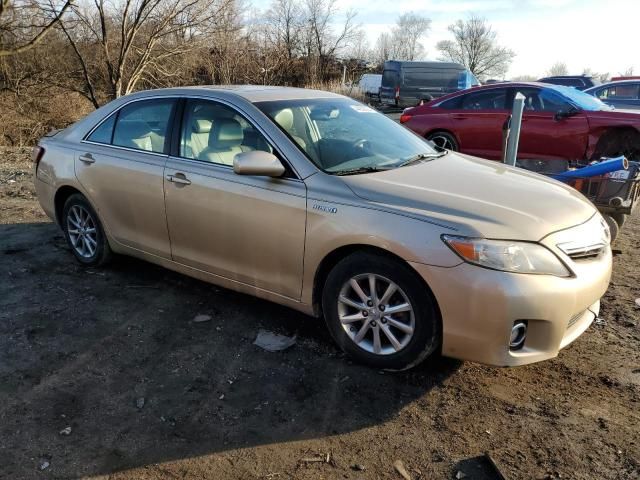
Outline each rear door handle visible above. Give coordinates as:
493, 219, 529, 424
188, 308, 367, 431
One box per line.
166, 173, 191, 185
79, 153, 95, 164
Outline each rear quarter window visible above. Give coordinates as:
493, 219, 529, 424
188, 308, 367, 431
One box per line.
87, 114, 116, 144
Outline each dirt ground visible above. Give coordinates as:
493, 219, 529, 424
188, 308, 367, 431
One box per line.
1, 148, 639, 480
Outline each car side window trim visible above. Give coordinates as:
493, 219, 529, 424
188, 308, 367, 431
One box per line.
507, 87, 580, 112
81, 97, 178, 157
169, 96, 300, 180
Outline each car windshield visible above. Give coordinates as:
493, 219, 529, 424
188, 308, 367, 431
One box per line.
552, 85, 613, 111
255, 98, 439, 174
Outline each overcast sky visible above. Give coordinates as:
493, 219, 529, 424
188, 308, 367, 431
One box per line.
252, 0, 640, 79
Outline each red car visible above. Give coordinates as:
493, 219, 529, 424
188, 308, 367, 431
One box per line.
400, 82, 640, 167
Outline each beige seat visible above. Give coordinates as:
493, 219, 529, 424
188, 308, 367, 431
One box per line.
190, 119, 212, 158
198, 118, 251, 165
273, 108, 307, 150
113, 120, 164, 153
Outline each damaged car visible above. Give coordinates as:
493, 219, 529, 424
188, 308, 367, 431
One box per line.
400, 83, 640, 168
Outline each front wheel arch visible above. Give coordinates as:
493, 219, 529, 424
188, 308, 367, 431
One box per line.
321, 250, 442, 369
312, 244, 442, 325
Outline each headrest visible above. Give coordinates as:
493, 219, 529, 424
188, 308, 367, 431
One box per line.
274, 108, 294, 131
192, 119, 212, 134
210, 118, 243, 147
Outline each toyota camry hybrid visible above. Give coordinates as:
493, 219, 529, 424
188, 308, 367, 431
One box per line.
33, 86, 612, 370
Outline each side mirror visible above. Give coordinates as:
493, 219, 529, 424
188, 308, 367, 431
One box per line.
554, 106, 579, 121
233, 151, 285, 177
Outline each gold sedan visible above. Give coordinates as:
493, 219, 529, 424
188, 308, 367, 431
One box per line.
33, 86, 612, 370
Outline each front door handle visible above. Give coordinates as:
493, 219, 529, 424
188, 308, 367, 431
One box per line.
166, 173, 191, 185
79, 153, 95, 164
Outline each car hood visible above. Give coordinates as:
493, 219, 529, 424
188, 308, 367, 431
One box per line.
341, 153, 597, 240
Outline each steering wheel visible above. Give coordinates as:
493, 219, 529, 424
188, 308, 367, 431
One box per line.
351, 138, 370, 150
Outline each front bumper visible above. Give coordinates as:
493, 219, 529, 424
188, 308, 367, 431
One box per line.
409, 245, 611, 366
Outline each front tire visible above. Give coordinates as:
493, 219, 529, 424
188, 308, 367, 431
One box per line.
62, 193, 112, 266
322, 252, 440, 371
603, 214, 620, 243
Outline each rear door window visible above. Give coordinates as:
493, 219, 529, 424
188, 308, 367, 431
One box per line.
461, 89, 507, 110
112, 100, 175, 153
597, 84, 640, 99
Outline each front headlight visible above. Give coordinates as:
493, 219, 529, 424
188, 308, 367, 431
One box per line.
442, 235, 571, 277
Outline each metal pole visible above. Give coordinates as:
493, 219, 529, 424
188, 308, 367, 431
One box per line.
505, 92, 525, 166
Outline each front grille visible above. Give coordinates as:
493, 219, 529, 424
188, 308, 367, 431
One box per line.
555, 215, 610, 262
564, 244, 606, 260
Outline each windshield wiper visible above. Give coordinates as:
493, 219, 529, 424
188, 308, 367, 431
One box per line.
397, 151, 448, 167
332, 166, 390, 176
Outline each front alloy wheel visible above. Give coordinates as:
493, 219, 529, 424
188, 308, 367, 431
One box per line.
338, 274, 415, 355
323, 252, 440, 370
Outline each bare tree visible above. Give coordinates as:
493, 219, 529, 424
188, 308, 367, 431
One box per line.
582, 67, 609, 83
266, 0, 302, 62
620, 66, 635, 77
303, 0, 357, 82
60, 0, 236, 106
390, 12, 430, 61
547, 62, 568, 76
373, 32, 391, 65
436, 16, 514, 80
260, 0, 303, 83
0, 0, 73, 57
510, 74, 537, 82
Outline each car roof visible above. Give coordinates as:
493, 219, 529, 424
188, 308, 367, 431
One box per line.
429, 81, 562, 104
383, 60, 465, 69
539, 75, 592, 80
584, 79, 640, 91
123, 85, 343, 103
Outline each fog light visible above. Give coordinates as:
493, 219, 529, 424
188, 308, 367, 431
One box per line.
510, 321, 527, 350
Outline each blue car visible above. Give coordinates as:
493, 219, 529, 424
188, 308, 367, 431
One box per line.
584, 80, 640, 110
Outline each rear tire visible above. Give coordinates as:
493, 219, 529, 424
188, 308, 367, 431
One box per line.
322, 252, 440, 371
62, 193, 112, 266
426, 131, 458, 152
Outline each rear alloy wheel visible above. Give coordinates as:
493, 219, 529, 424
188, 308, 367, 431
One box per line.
426, 131, 458, 152
62, 193, 112, 266
322, 252, 440, 370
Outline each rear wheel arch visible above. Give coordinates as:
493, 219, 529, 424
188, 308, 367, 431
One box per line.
54, 185, 83, 227
312, 245, 442, 325
590, 126, 640, 161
